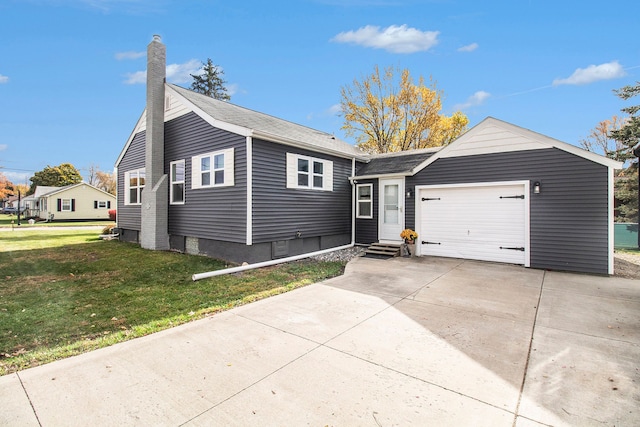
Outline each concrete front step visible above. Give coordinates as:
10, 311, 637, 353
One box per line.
364, 243, 401, 258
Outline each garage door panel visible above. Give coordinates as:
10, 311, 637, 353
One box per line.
419, 184, 526, 265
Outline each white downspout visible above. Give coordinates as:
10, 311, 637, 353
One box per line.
192, 243, 354, 281
351, 157, 356, 246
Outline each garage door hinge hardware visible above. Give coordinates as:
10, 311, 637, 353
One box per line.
500, 246, 525, 251
421, 197, 441, 201
422, 241, 441, 245
499, 195, 524, 199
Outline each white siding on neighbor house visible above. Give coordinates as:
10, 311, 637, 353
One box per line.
44, 184, 115, 220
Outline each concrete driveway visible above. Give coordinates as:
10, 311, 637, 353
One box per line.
1, 256, 639, 426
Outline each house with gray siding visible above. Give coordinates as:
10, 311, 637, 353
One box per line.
115, 36, 367, 264
353, 117, 621, 275
115, 36, 621, 275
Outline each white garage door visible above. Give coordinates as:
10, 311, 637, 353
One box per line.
419, 183, 527, 265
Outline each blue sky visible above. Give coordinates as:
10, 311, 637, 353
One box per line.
1, 0, 638, 184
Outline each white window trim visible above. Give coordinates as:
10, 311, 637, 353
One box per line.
170, 159, 186, 204
124, 168, 145, 205
286, 153, 333, 191
356, 183, 373, 219
61, 199, 72, 212
97, 201, 108, 209
191, 148, 235, 189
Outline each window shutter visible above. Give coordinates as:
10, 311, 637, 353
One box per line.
71, 199, 75, 212
107, 201, 111, 209
94, 201, 98, 209
57, 198, 61, 212
224, 147, 235, 186
286, 153, 297, 188
323, 160, 333, 191
191, 156, 202, 189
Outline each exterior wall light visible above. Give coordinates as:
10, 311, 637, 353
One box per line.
533, 181, 541, 194
406, 189, 412, 198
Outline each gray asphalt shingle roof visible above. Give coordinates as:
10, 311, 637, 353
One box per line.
170, 84, 365, 159
355, 149, 439, 177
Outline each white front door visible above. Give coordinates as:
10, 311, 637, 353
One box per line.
379, 178, 404, 242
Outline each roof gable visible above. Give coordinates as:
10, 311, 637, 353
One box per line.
37, 183, 115, 199
116, 84, 366, 166
413, 117, 622, 173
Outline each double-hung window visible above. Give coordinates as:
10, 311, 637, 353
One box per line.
356, 184, 373, 218
286, 153, 333, 191
57, 198, 75, 212
170, 159, 185, 204
94, 201, 110, 209
192, 148, 234, 189
125, 168, 145, 205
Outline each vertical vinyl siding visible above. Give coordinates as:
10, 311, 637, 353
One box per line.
116, 131, 145, 231
164, 112, 246, 242
407, 148, 610, 275
252, 139, 352, 243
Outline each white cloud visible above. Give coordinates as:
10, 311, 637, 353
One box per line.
124, 59, 202, 84
331, 24, 439, 54
226, 83, 239, 97
0, 74, 8, 84
124, 70, 146, 84
115, 51, 145, 60
552, 61, 626, 86
166, 59, 202, 84
0, 144, 7, 151
327, 104, 342, 115
457, 43, 478, 52
453, 90, 491, 111
3, 171, 31, 184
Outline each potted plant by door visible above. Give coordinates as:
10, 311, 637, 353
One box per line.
400, 229, 418, 256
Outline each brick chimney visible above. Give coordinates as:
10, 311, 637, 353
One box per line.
140, 34, 169, 250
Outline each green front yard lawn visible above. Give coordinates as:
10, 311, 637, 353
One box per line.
0, 228, 345, 375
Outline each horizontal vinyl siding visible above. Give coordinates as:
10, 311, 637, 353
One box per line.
165, 112, 246, 242
252, 139, 352, 243
116, 131, 145, 231
407, 148, 610, 275
355, 179, 378, 244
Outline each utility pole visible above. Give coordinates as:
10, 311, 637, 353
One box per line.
17, 189, 21, 226
633, 143, 640, 249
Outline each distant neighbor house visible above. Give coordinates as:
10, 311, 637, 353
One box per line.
115, 36, 621, 275
29, 183, 115, 221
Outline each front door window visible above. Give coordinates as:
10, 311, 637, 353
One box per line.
384, 184, 399, 225
379, 179, 404, 241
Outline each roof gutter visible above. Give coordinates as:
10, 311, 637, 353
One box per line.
192, 243, 354, 281
349, 173, 411, 182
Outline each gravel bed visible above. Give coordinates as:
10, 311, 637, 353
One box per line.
614, 251, 640, 266
614, 251, 640, 280
310, 246, 367, 262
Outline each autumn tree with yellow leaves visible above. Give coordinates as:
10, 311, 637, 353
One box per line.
340, 66, 468, 154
